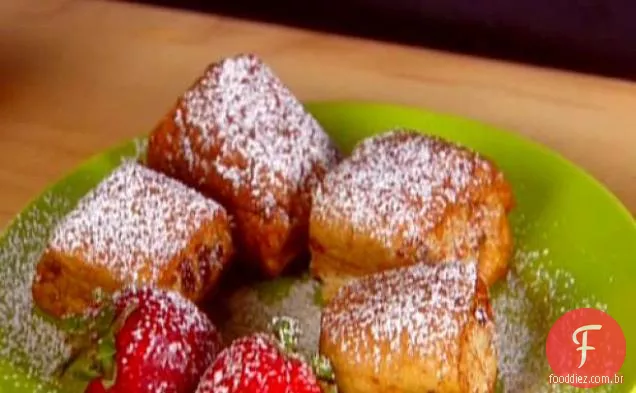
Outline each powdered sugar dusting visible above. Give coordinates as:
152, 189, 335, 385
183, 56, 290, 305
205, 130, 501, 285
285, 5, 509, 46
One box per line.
0, 191, 73, 381
493, 269, 548, 392
195, 334, 279, 393
172, 53, 339, 214
48, 161, 227, 283
195, 334, 281, 393
0, 365, 53, 393
312, 130, 500, 253
195, 333, 319, 393
114, 287, 221, 387
322, 261, 478, 373
219, 278, 321, 358
493, 243, 611, 393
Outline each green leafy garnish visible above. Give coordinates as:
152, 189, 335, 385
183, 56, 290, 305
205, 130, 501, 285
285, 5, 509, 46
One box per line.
311, 354, 335, 383
269, 316, 301, 352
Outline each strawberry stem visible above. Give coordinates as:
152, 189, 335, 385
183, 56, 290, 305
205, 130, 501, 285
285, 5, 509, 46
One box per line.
311, 353, 338, 393
267, 316, 337, 393
97, 335, 116, 380
67, 352, 101, 381
269, 316, 301, 352
311, 354, 335, 383
58, 296, 138, 389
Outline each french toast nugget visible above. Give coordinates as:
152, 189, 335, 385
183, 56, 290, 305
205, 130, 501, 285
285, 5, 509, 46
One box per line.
320, 261, 498, 393
32, 162, 234, 318
147, 54, 340, 277
310, 129, 514, 300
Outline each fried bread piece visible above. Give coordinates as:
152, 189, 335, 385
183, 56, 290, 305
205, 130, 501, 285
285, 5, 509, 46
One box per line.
147, 54, 340, 277
32, 162, 234, 318
310, 129, 513, 301
320, 261, 498, 393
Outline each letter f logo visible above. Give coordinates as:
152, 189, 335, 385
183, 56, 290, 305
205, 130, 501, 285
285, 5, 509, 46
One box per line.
572, 324, 602, 368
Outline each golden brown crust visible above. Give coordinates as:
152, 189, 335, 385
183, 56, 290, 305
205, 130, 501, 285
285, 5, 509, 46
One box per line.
33, 251, 121, 318
32, 221, 232, 318
31, 162, 234, 318
319, 262, 497, 393
147, 54, 339, 277
230, 206, 307, 276
457, 277, 498, 393
310, 130, 514, 301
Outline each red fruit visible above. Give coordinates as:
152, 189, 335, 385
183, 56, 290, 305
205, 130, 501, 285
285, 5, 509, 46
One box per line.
78, 287, 222, 393
85, 379, 109, 393
195, 333, 321, 393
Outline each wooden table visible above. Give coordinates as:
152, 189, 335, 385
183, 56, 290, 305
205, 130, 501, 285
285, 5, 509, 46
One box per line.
0, 0, 635, 228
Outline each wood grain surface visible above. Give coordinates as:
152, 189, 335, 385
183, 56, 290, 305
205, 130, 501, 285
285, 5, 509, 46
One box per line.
0, 0, 635, 228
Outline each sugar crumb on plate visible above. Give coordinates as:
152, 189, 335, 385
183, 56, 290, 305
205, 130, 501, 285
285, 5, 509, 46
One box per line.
493, 246, 611, 393
218, 277, 321, 357
0, 191, 72, 381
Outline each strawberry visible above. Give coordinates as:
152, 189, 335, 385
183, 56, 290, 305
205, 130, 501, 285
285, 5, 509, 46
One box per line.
84, 379, 109, 393
195, 317, 335, 393
62, 287, 222, 393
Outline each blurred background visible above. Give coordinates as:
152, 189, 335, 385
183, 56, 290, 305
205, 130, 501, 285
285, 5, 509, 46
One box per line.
125, 0, 636, 80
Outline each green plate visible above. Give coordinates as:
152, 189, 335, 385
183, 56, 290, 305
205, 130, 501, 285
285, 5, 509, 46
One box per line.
0, 102, 634, 393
